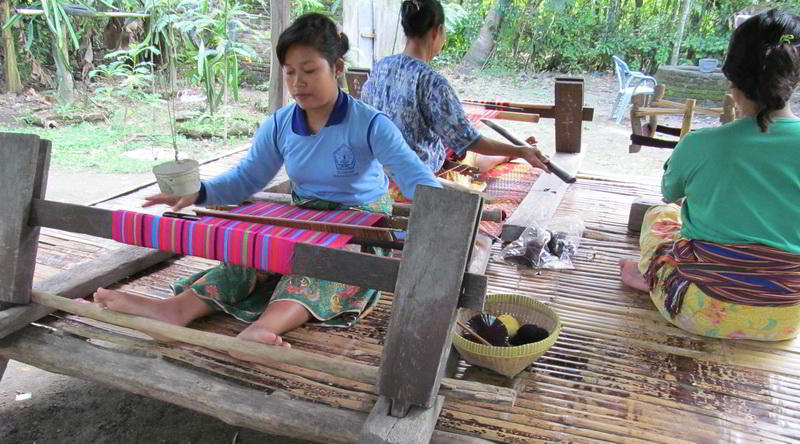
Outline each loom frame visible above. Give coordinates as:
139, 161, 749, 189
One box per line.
0, 132, 503, 444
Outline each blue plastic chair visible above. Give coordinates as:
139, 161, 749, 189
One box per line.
611, 56, 657, 124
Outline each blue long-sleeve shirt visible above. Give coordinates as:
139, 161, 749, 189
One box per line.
200, 91, 440, 207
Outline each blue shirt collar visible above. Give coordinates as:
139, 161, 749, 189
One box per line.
291, 89, 349, 136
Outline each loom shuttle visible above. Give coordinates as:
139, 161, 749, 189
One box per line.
479, 118, 577, 184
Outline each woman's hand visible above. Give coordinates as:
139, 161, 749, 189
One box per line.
142, 192, 199, 211
517, 147, 551, 173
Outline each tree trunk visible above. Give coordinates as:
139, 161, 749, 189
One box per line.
1, 0, 22, 93
53, 31, 73, 105
461, 0, 510, 71
670, 0, 692, 65
606, 0, 622, 35
268, 0, 289, 113
633, 0, 643, 31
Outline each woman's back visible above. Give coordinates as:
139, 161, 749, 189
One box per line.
662, 117, 800, 253
361, 54, 480, 172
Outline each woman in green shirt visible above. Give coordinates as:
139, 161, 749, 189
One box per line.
620, 9, 800, 341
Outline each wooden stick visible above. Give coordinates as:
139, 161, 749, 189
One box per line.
634, 107, 687, 116
29, 290, 516, 406
455, 319, 493, 346
681, 99, 696, 138
480, 119, 576, 184
650, 99, 723, 115
193, 208, 395, 241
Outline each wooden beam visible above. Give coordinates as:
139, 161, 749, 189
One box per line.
0, 325, 494, 444
0, 134, 48, 304
554, 77, 584, 153
247, 193, 505, 223
0, 246, 174, 340
462, 100, 594, 121
377, 186, 482, 417
359, 395, 444, 444
268, 0, 289, 112
501, 152, 584, 242
26, 290, 513, 406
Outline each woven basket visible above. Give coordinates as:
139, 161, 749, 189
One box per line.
452, 294, 561, 378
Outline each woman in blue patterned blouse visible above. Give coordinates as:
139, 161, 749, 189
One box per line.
361, 0, 550, 175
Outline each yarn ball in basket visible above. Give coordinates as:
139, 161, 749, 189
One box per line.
497, 314, 520, 337
466, 314, 510, 346
509, 324, 550, 346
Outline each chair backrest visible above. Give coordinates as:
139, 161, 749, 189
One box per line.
612, 56, 631, 91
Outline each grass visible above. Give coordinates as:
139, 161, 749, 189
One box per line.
0, 98, 259, 173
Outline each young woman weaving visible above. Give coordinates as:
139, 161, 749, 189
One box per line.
620, 9, 800, 341
93, 13, 439, 357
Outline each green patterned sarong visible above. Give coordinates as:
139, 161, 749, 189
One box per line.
171, 193, 392, 326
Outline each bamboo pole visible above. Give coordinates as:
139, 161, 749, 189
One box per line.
14, 8, 150, 18
30, 290, 516, 406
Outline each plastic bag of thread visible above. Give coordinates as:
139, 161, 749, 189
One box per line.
500, 217, 584, 269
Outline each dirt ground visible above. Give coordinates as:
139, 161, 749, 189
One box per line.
0, 70, 775, 443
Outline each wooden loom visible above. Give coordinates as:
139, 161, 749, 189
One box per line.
462, 78, 594, 242
628, 84, 737, 153
0, 132, 512, 443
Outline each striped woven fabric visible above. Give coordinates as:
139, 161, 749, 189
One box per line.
646, 239, 800, 316
463, 105, 500, 125
112, 202, 384, 275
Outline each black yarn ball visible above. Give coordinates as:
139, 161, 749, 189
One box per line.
466, 314, 510, 346
509, 324, 550, 346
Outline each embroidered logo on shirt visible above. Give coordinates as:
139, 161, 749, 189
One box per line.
333, 145, 357, 176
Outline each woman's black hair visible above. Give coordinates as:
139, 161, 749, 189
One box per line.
722, 8, 800, 131
400, 0, 445, 38
276, 13, 349, 67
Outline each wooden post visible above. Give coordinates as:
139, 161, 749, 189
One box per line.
376, 186, 482, 419
680, 98, 696, 138
268, 0, 289, 113
629, 94, 646, 154
0, 134, 50, 304
722, 94, 736, 124
554, 77, 584, 153
649, 84, 666, 136
2, 0, 23, 93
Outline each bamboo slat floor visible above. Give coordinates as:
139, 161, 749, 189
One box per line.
25, 150, 800, 443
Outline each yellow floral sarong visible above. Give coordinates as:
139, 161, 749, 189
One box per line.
639, 205, 800, 341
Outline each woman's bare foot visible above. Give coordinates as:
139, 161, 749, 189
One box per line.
94, 288, 181, 324
229, 323, 291, 365
619, 259, 650, 292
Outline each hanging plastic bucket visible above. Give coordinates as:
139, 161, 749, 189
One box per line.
152, 159, 201, 196
698, 58, 719, 73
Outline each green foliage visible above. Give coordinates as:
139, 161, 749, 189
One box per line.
89, 45, 161, 101
439, 0, 800, 73
174, 0, 260, 114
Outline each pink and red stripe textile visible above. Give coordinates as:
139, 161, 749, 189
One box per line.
463, 105, 500, 125
112, 202, 384, 275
